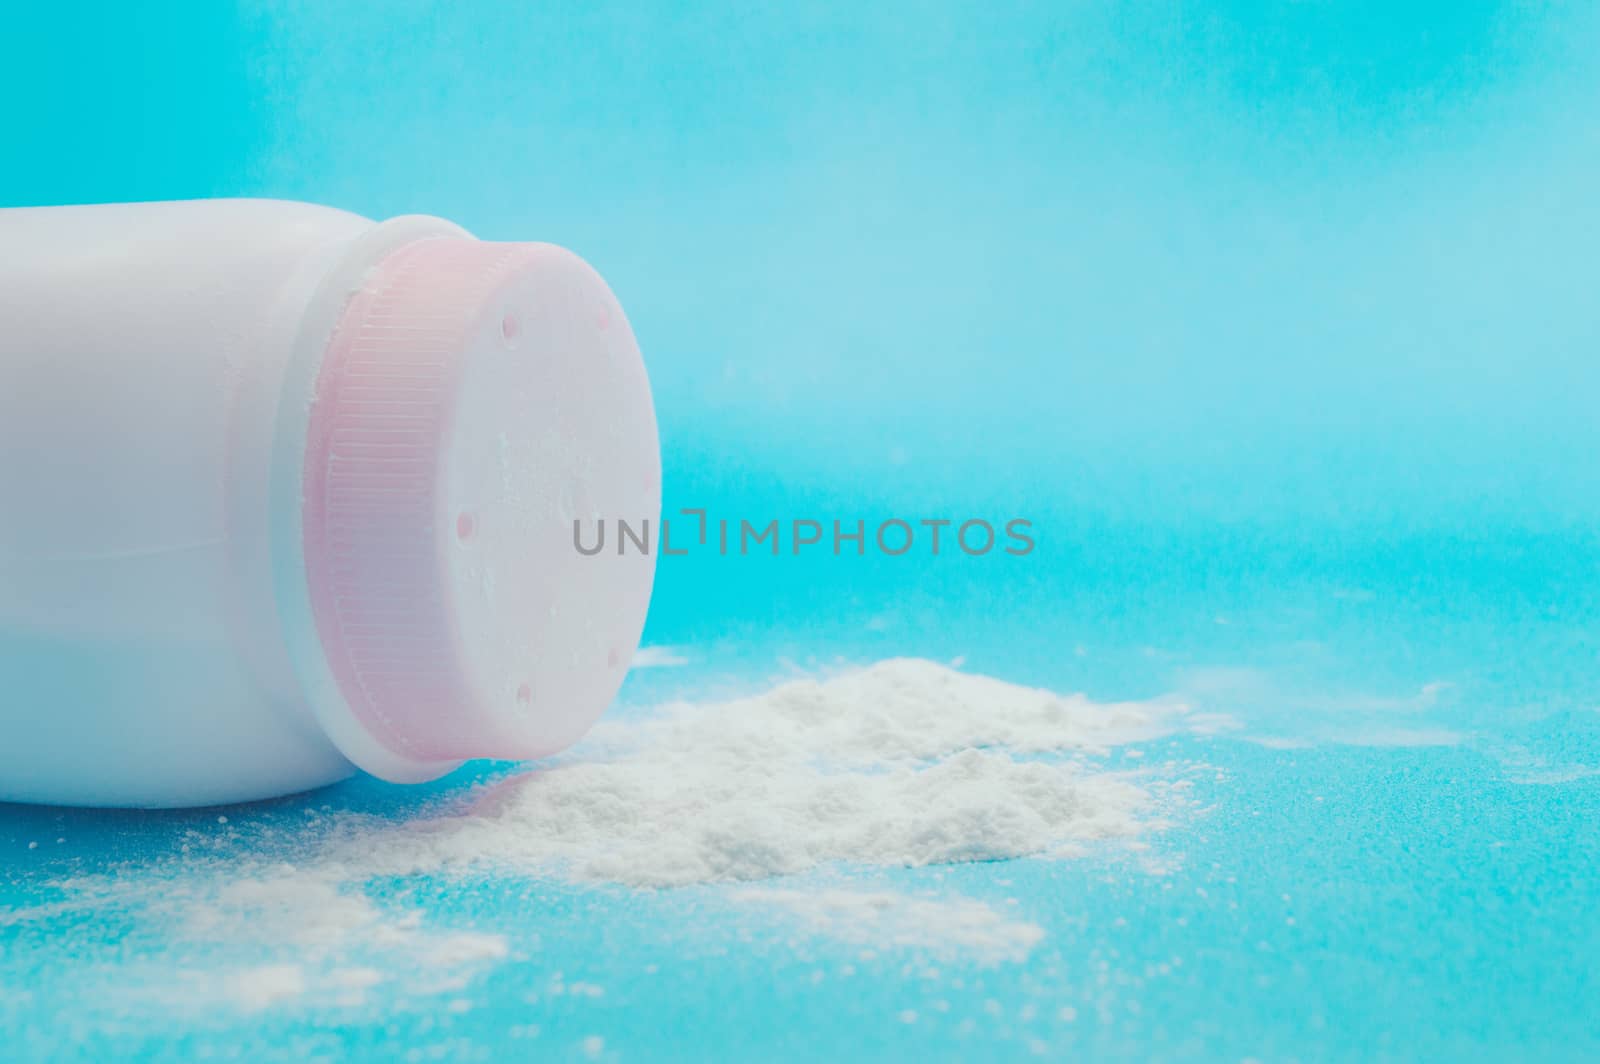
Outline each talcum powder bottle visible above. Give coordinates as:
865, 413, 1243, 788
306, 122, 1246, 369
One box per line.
0, 200, 659, 808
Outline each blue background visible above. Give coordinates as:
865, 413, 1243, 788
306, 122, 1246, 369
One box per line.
4, 2, 1600, 1060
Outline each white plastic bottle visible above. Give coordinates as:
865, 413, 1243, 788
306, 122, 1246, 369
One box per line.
0, 200, 659, 808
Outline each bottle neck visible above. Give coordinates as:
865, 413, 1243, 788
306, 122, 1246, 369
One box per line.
269, 214, 477, 784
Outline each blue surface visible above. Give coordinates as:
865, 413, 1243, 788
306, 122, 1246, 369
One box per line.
4, 2, 1600, 1059
5, 548, 1600, 1060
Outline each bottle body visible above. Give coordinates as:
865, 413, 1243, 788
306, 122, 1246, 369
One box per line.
0, 200, 659, 807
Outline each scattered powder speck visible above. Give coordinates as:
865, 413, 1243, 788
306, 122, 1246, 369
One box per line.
733, 888, 1047, 964
326, 967, 385, 1008
225, 964, 306, 1012
631, 645, 691, 668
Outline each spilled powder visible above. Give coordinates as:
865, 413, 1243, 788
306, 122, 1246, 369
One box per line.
333, 658, 1215, 888
17, 659, 1217, 1011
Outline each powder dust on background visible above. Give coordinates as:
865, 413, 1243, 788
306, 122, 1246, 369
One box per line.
11, 658, 1223, 1011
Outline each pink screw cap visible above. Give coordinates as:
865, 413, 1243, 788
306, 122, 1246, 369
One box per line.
301, 237, 659, 767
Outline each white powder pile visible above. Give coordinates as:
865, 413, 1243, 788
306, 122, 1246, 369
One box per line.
334, 658, 1206, 888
